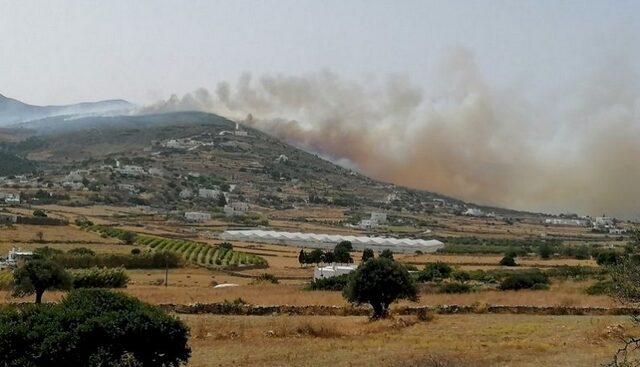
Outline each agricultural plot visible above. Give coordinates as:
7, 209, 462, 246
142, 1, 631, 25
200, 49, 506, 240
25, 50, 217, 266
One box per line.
90, 226, 266, 268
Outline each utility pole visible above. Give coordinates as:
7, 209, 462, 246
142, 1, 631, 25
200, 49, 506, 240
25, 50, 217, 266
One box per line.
165, 253, 169, 287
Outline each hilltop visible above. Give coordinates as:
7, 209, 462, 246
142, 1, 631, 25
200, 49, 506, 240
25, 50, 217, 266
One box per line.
0, 93, 134, 127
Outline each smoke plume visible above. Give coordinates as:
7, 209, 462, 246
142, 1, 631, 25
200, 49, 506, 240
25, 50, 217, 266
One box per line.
144, 50, 640, 219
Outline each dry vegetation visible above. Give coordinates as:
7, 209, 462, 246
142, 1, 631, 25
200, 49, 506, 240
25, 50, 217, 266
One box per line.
182, 314, 634, 367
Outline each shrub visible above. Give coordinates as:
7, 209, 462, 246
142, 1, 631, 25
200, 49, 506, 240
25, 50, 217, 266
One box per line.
33, 209, 47, 217
67, 247, 96, 256
131, 248, 141, 255
437, 282, 472, 293
52, 251, 181, 269
0, 289, 191, 366
218, 242, 233, 251
499, 270, 549, 291
33, 246, 64, 259
306, 274, 351, 291
72, 267, 130, 288
596, 250, 622, 266
585, 280, 614, 295
499, 255, 517, 267
252, 273, 279, 284
379, 249, 394, 260
417, 262, 452, 282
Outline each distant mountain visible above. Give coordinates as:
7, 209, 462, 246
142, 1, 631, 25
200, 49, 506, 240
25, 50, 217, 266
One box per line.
0, 93, 134, 127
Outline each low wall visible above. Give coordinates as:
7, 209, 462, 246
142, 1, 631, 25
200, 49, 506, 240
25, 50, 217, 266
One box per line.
160, 303, 639, 316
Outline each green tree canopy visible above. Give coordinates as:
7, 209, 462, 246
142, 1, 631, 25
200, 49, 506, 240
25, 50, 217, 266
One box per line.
361, 248, 375, 262
0, 289, 191, 366
12, 259, 72, 303
343, 257, 418, 319
379, 249, 394, 260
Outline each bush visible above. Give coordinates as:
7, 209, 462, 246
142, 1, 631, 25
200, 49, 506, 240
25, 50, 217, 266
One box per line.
499, 255, 517, 267
0, 289, 191, 366
67, 247, 96, 256
499, 270, 549, 291
72, 267, 130, 288
596, 250, 622, 266
417, 262, 452, 282
252, 273, 279, 284
585, 280, 614, 295
33, 209, 47, 217
131, 248, 141, 255
437, 282, 472, 294
53, 251, 181, 269
33, 246, 65, 259
306, 274, 351, 291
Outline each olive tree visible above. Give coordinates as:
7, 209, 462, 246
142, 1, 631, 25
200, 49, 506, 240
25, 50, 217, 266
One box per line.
343, 257, 418, 319
12, 259, 72, 303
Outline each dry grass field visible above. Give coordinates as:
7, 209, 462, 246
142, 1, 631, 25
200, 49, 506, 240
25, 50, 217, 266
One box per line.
182, 314, 634, 367
1, 205, 633, 367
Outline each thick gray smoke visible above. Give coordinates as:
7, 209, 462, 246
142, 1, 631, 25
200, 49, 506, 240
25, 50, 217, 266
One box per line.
143, 50, 640, 219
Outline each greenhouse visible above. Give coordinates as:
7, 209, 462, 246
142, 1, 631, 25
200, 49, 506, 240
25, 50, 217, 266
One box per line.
219, 230, 444, 253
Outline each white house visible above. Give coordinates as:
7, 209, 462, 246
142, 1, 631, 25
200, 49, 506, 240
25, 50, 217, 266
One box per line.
313, 264, 357, 280
65, 170, 89, 182
184, 212, 211, 222
116, 165, 146, 177
117, 183, 136, 193
594, 216, 616, 231
179, 189, 193, 199
224, 202, 249, 217
198, 188, 222, 199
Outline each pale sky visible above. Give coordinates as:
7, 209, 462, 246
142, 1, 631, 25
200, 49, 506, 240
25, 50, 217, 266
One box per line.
1, 0, 638, 105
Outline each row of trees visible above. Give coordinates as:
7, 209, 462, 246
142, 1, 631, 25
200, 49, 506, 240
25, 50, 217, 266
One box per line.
298, 241, 396, 265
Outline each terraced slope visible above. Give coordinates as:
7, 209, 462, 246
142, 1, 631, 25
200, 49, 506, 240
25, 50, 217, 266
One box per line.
91, 226, 266, 268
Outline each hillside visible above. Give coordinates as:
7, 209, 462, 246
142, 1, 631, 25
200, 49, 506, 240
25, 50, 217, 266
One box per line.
0, 93, 134, 127
0, 112, 473, 213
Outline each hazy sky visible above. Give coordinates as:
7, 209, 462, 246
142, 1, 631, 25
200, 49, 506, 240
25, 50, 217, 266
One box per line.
1, 0, 638, 105
2, 1, 640, 218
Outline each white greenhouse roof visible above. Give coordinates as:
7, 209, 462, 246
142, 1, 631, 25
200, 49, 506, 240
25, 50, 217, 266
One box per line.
220, 230, 444, 252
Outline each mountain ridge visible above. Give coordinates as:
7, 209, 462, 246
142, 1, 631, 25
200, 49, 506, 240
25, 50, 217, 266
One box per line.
0, 93, 134, 127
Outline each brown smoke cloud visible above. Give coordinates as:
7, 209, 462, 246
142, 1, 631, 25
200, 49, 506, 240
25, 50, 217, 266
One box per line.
143, 50, 640, 219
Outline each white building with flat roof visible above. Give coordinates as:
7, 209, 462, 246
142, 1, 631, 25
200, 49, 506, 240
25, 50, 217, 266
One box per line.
313, 264, 357, 280
185, 211, 211, 222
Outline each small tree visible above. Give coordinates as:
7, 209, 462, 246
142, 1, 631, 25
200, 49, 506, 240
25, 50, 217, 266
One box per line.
308, 249, 324, 264
298, 249, 307, 266
120, 231, 137, 245
500, 255, 517, 267
361, 248, 375, 262
12, 259, 72, 303
343, 257, 418, 319
379, 249, 394, 260
33, 209, 47, 218
538, 243, 553, 259
35, 231, 45, 243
